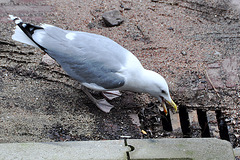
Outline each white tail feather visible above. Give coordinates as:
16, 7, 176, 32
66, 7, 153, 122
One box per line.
12, 26, 39, 48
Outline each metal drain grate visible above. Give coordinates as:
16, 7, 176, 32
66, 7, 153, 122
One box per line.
138, 104, 237, 147
162, 106, 232, 142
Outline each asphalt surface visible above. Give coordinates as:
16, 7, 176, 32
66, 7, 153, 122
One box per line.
0, 0, 239, 147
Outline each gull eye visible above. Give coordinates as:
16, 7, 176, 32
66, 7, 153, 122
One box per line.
161, 90, 166, 94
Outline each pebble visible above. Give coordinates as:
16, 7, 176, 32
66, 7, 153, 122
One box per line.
181, 51, 187, 55
214, 51, 221, 56
124, 7, 131, 10
167, 27, 174, 31
102, 10, 124, 27
120, 4, 124, 8
42, 54, 56, 66
87, 22, 96, 29
120, 4, 131, 10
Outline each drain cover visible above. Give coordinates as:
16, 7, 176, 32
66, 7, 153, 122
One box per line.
138, 104, 238, 147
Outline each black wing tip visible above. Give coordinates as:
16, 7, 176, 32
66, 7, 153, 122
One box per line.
9, 15, 46, 51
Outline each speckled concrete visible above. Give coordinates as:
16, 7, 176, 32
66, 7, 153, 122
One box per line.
0, 138, 236, 160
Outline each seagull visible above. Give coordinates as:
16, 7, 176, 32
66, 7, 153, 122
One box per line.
9, 15, 177, 114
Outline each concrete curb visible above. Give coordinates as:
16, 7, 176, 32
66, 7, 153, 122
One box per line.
234, 148, 240, 157
128, 138, 235, 160
0, 140, 129, 160
0, 138, 236, 160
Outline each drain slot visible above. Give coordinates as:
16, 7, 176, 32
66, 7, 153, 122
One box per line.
161, 109, 173, 132
197, 109, 211, 137
179, 106, 191, 137
215, 110, 230, 141
138, 103, 234, 145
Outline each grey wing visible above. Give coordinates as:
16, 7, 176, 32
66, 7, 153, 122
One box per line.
54, 53, 125, 89
34, 25, 128, 89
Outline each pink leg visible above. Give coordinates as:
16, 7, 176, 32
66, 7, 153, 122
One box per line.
81, 86, 114, 113
102, 90, 122, 100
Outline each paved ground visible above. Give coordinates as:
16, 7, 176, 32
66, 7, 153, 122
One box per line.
0, 138, 236, 160
0, 0, 239, 147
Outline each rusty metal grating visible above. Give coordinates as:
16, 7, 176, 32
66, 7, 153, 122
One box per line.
138, 105, 238, 147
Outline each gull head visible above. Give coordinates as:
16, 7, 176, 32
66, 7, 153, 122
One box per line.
143, 70, 178, 115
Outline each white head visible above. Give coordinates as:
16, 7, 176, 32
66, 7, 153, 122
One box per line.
142, 70, 178, 113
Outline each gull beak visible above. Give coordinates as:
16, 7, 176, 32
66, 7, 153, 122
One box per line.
162, 102, 168, 115
158, 97, 178, 116
166, 99, 178, 112
157, 97, 168, 115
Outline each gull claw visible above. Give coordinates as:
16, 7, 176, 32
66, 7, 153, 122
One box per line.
95, 99, 114, 113
81, 86, 114, 113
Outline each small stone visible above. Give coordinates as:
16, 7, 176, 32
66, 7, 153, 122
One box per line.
42, 54, 56, 66
120, 3, 131, 10
120, 4, 124, 8
151, 0, 159, 2
129, 114, 141, 126
214, 51, 221, 56
124, 7, 131, 10
102, 10, 124, 27
87, 22, 96, 29
181, 51, 187, 55
167, 27, 174, 31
